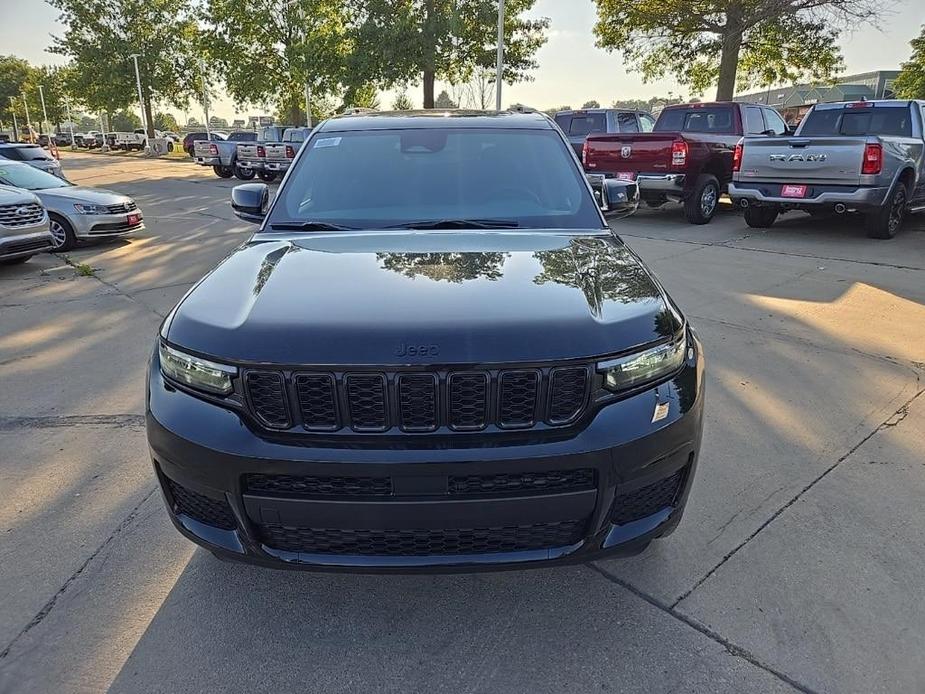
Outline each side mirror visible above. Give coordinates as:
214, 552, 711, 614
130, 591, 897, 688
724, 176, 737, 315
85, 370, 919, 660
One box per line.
597, 178, 639, 220
231, 183, 270, 223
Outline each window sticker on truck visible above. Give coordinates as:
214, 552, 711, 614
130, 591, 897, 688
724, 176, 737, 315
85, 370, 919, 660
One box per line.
314, 137, 342, 149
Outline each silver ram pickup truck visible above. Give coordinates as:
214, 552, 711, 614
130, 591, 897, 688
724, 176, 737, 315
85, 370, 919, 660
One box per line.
193, 131, 258, 180
263, 127, 312, 176
729, 100, 925, 239
235, 125, 292, 183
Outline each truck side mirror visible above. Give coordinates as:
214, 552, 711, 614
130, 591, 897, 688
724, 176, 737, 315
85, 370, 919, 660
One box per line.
231, 183, 270, 224
597, 179, 639, 220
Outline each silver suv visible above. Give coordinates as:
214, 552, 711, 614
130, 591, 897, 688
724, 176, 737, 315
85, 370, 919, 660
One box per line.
0, 185, 53, 264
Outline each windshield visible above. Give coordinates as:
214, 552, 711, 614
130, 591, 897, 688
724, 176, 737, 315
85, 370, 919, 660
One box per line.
269, 127, 602, 230
799, 106, 913, 137
0, 164, 70, 190
0, 145, 53, 162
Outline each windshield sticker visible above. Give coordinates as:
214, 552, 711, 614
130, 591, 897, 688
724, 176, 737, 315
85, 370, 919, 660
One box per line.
313, 137, 342, 149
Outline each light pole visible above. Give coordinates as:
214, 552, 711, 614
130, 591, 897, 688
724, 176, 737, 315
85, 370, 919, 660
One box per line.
495, 0, 505, 111
7, 97, 18, 141
199, 59, 212, 139
64, 96, 76, 149
21, 91, 32, 136
284, 0, 311, 126
100, 112, 109, 152
129, 53, 147, 135
38, 85, 49, 136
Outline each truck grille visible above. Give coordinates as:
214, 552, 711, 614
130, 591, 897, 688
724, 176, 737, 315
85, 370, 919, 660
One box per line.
257, 519, 587, 556
242, 364, 591, 434
0, 203, 45, 228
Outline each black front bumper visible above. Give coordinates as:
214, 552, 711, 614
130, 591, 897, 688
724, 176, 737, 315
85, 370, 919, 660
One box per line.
146, 341, 705, 573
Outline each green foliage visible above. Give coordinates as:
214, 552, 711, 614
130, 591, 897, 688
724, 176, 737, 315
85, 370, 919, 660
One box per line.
0, 55, 37, 126
341, 83, 381, 110
391, 88, 415, 110
611, 95, 683, 113
895, 25, 925, 99
111, 109, 142, 130
592, 0, 873, 100
78, 114, 99, 130
581, 100, 600, 109
348, 0, 549, 107
209, 115, 229, 128
435, 90, 458, 108
48, 0, 202, 132
153, 112, 180, 131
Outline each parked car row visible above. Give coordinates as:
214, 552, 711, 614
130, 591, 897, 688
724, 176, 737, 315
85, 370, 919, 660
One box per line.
572, 98, 925, 238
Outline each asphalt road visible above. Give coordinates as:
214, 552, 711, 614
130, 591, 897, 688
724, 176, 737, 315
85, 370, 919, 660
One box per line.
1, 150, 924, 694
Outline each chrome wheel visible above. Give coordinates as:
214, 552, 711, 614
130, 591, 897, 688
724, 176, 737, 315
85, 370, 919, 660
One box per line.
49, 218, 67, 249
700, 184, 717, 217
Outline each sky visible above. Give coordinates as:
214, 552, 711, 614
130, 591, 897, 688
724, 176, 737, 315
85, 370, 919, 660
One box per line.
2, 0, 924, 123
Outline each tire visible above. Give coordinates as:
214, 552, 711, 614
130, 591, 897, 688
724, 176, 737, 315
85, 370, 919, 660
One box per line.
865, 183, 907, 239
257, 170, 277, 183
49, 213, 77, 251
744, 206, 778, 228
683, 174, 720, 225
0, 255, 32, 265
213, 165, 234, 179
234, 165, 256, 181
167, 142, 174, 153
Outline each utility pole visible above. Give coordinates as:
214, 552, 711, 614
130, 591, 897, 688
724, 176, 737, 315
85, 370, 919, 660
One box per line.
199, 59, 211, 139
64, 96, 76, 148
22, 91, 32, 135
495, 0, 505, 111
8, 97, 18, 141
129, 53, 147, 136
38, 85, 49, 135
100, 112, 109, 151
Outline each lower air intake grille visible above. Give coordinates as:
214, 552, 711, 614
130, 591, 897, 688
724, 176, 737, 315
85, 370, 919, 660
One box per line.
244, 474, 393, 498
258, 519, 587, 556
610, 467, 688, 525
449, 468, 595, 496
166, 479, 236, 530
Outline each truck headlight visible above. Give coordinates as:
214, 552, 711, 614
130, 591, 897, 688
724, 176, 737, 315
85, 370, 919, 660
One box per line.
73, 203, 110, 215
158, 342, 236, 395
597, 334, 686, 392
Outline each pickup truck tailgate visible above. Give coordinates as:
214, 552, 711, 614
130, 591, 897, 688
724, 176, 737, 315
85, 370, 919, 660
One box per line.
193, 141, 215, 157
584, 133, 677, 174
737, 137, 866, 185
264, 143, 291, 162
237, 143, 261, 160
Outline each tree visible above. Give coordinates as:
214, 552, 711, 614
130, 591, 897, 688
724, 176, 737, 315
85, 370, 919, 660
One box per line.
434, 90, 458, 108
154, 111, 180, 131
348, 0, 549, 108
592, 0, 878, 101
0, 55, 35, 132
895, 25, 925, 99
581, 100, 600, 109
391, 88, 415, 110
187, 116, 201, 126
204, 0, 351, 126
111, 109, 142, 131
467, 69, 495, 110
611, 95, 684, 113
49, 0, 202, 137
341, 83, 381, 110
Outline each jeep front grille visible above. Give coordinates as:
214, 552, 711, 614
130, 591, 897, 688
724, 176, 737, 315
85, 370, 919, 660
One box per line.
242, 363, 591, 434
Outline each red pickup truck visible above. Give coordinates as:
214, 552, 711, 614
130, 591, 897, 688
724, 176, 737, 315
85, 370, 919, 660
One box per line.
583, 101, 789, 224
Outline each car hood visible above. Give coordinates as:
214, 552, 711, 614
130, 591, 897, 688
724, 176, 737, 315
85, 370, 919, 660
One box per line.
166, 231, 681, 365
0, 184, 39, 204
34, 186, 130, 205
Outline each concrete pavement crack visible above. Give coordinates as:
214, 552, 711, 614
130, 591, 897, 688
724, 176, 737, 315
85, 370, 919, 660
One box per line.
0, 487, 158, 661
0, 414, 145, 431
585, 563, 815, 694
670, 386, 925, 610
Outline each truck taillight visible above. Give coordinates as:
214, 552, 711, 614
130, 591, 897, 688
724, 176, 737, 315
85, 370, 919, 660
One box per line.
671, 140, 687, 167
208, 143, 218, 156
861, 143, 882, 175
732, 141, 743, 172
257, 145, 265, 157
582, 139, 589, 167
285, 145, 295, 158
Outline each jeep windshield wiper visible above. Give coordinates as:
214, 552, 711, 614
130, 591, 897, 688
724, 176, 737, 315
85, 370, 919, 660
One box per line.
383, 218, 521, 230
269, 221, 357, 231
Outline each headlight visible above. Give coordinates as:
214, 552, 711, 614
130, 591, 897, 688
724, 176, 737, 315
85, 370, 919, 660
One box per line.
597, 333, 686, 392
158, 342, 236, 395
73, 203, 110, 215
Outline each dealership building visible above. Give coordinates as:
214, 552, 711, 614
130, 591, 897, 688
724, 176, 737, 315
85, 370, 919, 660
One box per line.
734, 70, 900, 124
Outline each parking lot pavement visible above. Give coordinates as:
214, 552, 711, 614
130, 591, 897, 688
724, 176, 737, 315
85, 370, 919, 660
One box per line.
1, 150, 923, 692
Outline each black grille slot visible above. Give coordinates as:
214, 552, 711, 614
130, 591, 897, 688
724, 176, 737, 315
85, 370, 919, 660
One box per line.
105, 201, 137, 214
166, 478, 236, 530
244, 474, 392, 498
245, 371, 290, 428
448, 372, 489, 430
3, 237, 53, 254
294, 373, 338, 430
498, 370, 539, 428
258, 519, 586, 556
345, 373, 388, 431
398, 374, 438, 431
610, 467, 688, 525
449, 468, 595, 497
547, 367, 589, 424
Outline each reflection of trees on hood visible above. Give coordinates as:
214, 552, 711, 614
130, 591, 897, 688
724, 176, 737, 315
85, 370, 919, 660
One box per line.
377, 252, 508, 283
252, 246, 293, 297
533, 238, 657, 317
